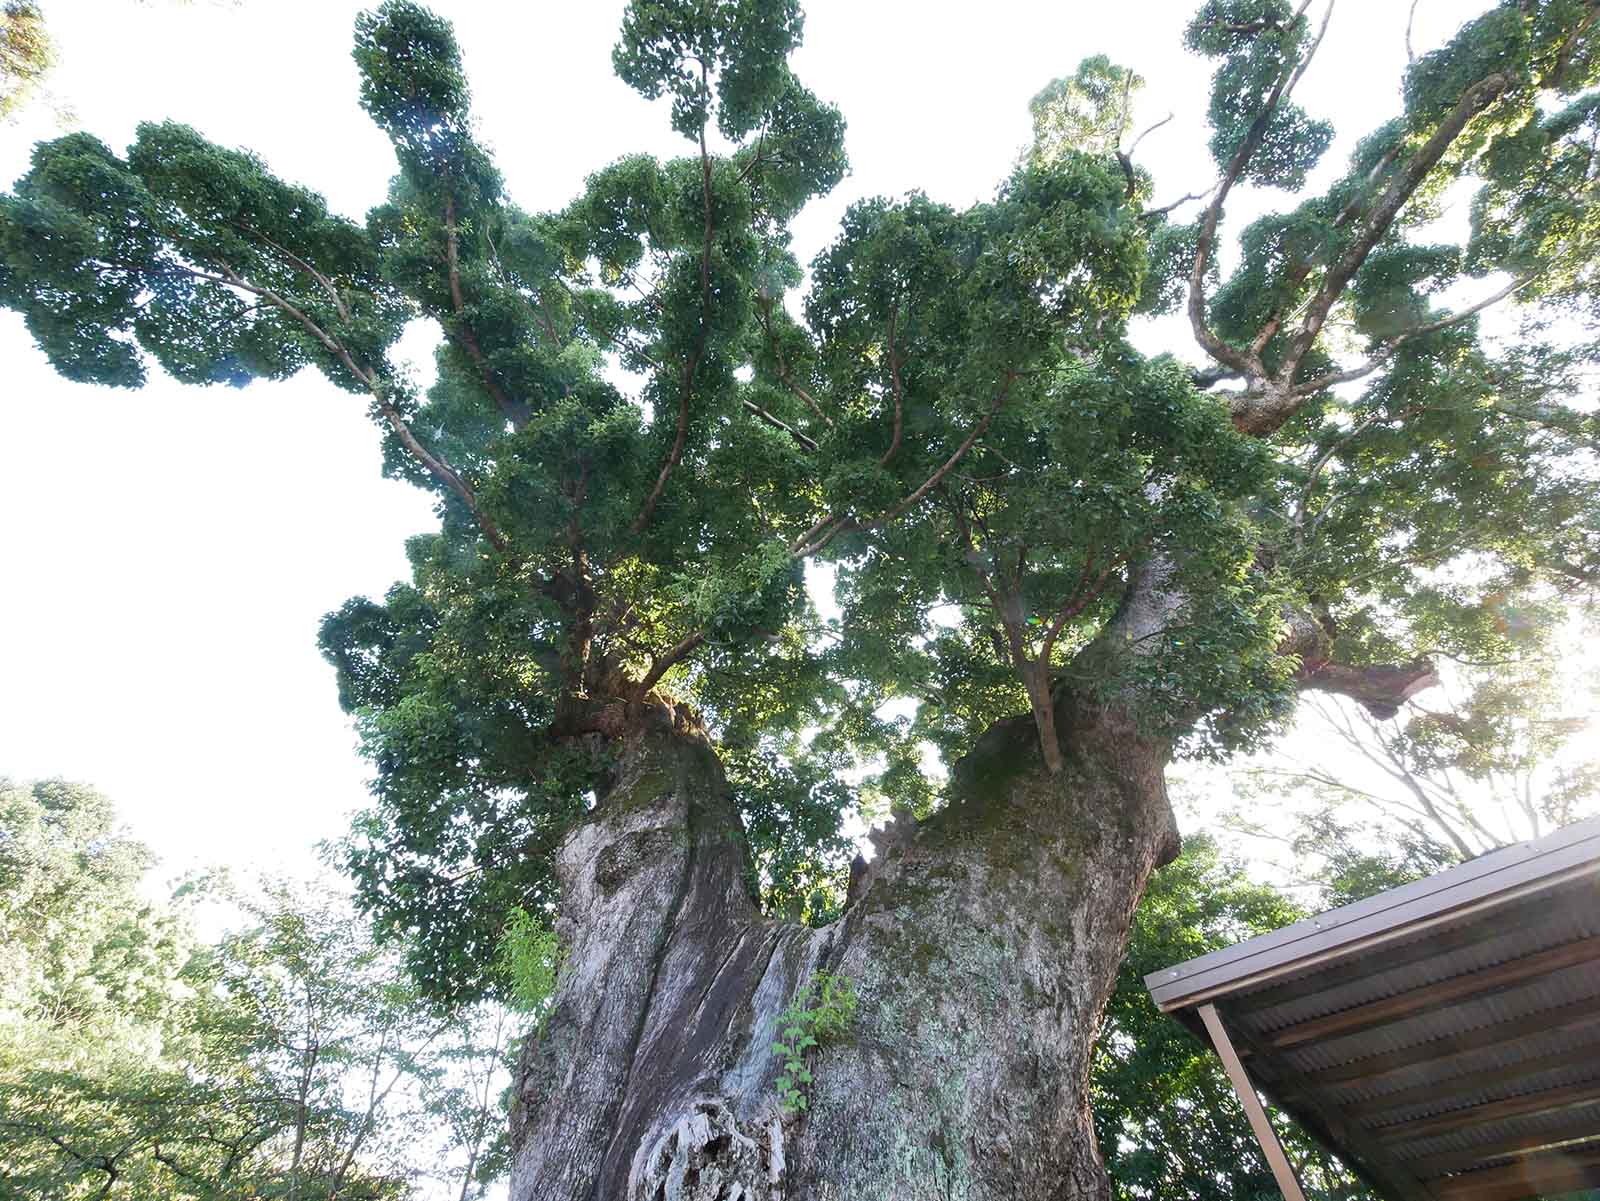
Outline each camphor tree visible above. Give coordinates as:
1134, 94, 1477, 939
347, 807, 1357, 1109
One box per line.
3, 0, 1599, 1196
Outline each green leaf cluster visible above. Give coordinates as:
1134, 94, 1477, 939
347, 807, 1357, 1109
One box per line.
0, 1, 52, 121
1186, 1, 1334, 188
496, 906, 563, 1026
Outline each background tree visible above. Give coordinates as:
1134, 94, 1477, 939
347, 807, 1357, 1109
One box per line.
1224, 611, 1598, 884
0, 2, 51, 122
1096, 835, 1374, 1201
0, 777, 184, 1040
2, 0, 1598, 1197
0, 780, 514, 1201
0, 1, 237, 125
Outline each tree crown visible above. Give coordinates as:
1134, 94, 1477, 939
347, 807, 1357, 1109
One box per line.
3, 0, 1596, 1000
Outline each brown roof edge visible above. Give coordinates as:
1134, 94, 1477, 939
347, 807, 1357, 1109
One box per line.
1145, 815, 1600, 1013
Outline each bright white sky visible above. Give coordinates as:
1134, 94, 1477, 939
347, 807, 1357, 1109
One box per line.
0, 0, 1486, 887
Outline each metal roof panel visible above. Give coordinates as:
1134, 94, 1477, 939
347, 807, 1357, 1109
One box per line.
1145, 816, 1600, 1012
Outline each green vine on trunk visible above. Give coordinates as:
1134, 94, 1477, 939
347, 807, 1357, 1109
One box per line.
772, 970, 857, 1115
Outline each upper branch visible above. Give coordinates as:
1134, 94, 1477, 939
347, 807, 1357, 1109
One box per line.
880, 306, 905, 467
1037, 551, 1122, 668
204, 259, 512, 554
759, 299, 834, 428
635, 630, 707, 700
1188, 11, 1524, 442
793, 373, 1014, 559
1275, 70, 1512, 389
444, 197, 527, 429
1287, 272, 1536, 396
225, 219, 350, 321
1279, 607, 1438, 718
1187, 0, 1318, 379
636, 371, 1016, 697
742, 397, 818, 451
1220, 69, 1515, 437
630, 71, 717, 536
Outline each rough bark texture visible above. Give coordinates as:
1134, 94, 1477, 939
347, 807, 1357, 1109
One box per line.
509, 691, 1180, 1201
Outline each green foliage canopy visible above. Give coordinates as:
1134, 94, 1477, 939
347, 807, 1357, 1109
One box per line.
2, 0, 1598, 1003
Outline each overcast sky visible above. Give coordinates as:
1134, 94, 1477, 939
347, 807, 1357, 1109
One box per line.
0, 0, 1483, 885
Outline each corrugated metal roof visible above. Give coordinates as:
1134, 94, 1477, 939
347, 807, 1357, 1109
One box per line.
1145, 816, 1600, 1201
1235, 886, 1600, 1033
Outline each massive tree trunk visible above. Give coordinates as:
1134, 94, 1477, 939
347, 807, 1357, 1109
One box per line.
508, 689, 1180, 1201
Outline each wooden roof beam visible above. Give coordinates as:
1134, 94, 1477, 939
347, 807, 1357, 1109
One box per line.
1353, 1035, 1600, 1119
1408, 1119, 1600, 1178
1303, 1000, 1600, 1089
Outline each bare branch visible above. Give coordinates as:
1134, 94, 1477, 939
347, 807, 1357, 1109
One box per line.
1127, 112, 1174, 159
742, 397, 818, 451
1285, 1, 1334, 99
1143, 180, 1220, 220
1279, 606, 1439, 718
1192, 363, 1244, 389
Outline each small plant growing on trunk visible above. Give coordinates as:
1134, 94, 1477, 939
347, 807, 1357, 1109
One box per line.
772, 971, 857, 1115
499, 906, 564, 1032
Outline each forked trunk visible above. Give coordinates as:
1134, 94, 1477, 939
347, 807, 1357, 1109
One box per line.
509, 696, 1179, 1201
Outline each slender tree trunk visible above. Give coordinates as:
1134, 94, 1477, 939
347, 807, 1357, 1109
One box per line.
509, 687, 1180, 1201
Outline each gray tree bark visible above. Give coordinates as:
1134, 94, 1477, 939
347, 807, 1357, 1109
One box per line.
508, 685, 1180, 1201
